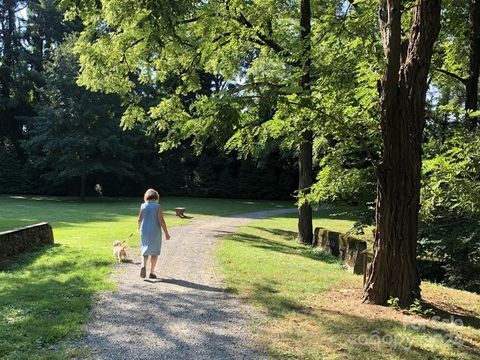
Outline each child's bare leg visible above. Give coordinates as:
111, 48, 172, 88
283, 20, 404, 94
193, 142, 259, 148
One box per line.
150, 255, 158, 274
142, 255, 148, 267
140, 255, 148, 278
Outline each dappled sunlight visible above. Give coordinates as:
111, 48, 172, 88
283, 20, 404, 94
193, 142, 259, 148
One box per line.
218, 215, 480, 359
258, 280, 480, 359
229, 227, 342, 264
0, 195, 292, 233
0, 196, 295, 358
0, 243, 114, 358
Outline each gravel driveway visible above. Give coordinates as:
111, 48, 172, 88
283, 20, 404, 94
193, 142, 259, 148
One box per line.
77, 208, 295, 360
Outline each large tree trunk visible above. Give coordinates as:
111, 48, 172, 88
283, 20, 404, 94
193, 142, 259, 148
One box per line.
465, 0, 480, 129
297, 0, 313, 244
363, 0, 441, 307
298, 130, 313, 244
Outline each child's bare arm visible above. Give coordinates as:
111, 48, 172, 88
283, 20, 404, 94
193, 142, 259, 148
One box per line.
137, 209, 143, 229
157, 208, 171, 240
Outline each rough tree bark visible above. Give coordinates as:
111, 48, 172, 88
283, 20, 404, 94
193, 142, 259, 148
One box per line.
298, 130, 313, 244
297, 0, 313, 245
465, 0, 480, 129
363, 0, 442, 307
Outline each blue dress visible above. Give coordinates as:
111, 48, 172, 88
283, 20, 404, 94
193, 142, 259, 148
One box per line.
139, 201, 162, 255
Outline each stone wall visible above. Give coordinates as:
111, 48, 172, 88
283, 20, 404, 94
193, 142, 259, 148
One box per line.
0, 222, 54, 257
313, 227, 367, 275
313, 227, 446, 283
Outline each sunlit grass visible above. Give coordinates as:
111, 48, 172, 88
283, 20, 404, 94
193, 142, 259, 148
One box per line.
0, 195, 291, 359
217, 214, 480, 359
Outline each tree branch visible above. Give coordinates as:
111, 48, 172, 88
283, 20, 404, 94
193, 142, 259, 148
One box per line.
235, 12, 285, 54
230, 10, 300, 67
433, 67, 467, 85
346, 0, 360, 11
121, 37, 145, 71
314, 106, 379, 168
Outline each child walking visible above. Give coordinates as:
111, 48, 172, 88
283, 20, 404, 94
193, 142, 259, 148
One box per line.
137, 188, 170, 279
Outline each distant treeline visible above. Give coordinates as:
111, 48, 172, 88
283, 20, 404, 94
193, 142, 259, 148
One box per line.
1, 142, 297, 199
0, 1, 295, 200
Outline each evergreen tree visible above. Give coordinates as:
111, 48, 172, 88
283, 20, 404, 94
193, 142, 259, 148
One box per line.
23, 38, 135, 199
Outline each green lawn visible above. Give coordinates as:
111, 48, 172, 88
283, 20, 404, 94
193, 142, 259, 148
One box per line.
0, 195, 290, 359
0, 195, 292, 233
217, 214, 480, 359
5, 196, 471, 360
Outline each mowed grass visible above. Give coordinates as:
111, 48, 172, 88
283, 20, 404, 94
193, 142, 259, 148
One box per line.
217, 211, 480, 359
0, 195, 290, 359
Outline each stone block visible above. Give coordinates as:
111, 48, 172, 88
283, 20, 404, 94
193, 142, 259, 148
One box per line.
0, 222, 54, 257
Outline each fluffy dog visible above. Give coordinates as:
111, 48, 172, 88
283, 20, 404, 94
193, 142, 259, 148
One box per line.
113, 241, 128, 262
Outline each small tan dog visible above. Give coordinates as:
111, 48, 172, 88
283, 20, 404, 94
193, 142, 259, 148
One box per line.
113, 241, 129, 262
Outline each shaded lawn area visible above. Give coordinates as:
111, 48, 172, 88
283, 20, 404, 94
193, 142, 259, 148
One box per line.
217, 213, 480, 360
0, 194, 291, 232
0, 195, 290, 359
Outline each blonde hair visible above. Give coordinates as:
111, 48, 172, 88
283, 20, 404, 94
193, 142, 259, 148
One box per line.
144, 188, 159, 202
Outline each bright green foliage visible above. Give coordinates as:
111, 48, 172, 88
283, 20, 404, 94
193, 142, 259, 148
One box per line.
309, 165, 374, 204
45, 0, 480, 292
420, 132, 480, 292
429, 0, 474, 123
60, 0, 379, 159
418, 0, 480, 289
422, 134, 480, 222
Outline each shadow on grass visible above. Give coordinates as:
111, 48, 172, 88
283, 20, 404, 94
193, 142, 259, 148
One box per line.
241, 280, 479, 359
232, 276, 480, 358
0, 242, 114, 358
274, 206, 367, 222
0, 195, 292, 230
227, 229, 341, 264
250, 280, 314, 318
422, 300, 480, 331
253, 227, 298, 240
315, 307, 480, 359
0, 243, 111, 274
0, 243, 61, 271
0, 273, 96, 358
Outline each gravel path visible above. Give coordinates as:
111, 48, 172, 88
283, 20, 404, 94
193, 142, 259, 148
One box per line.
77, 208, 295, 360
